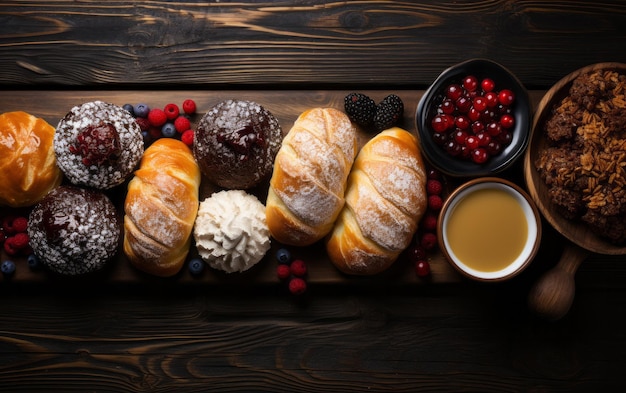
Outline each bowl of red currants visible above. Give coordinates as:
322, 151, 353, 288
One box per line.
416, 58, 531, 177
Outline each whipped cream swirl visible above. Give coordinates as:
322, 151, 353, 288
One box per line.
194, 190, 270, 273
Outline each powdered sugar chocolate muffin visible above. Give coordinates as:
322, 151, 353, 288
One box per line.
193, 99, 283, 190
54, 100, 144, 189
28, 185, 121, 276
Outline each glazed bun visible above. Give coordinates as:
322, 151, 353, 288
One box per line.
54, 100, 144, 189
28, 185, 121, 276
0, 111, 63, 207
193, 99, 283, 189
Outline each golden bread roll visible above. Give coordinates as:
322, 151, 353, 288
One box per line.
326, 127, 427, 275
124, 138, 201, 277
0, 111, 63, 207
266, 107, 358, 246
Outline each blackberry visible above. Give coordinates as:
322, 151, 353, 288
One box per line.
344, 93, 376, 127
373, 94, 404, 132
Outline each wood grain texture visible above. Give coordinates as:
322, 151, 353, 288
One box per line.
1, 1, 626, 88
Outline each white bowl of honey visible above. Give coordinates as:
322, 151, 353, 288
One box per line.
438, 177, 541, 282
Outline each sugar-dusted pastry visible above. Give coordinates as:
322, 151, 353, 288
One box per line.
54, 100, 144, 189
194, 190, 270, 273
0, 111, 63, 207
124, 138, 200, 277
265, 108, 357, 246
193, 99, 283, 189
326, 127, 428, 275
28, 185, 121, 276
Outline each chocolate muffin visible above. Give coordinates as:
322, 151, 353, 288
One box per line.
193, 99, 283, 189
54, 100, 144, 189
28, 185, 121, 276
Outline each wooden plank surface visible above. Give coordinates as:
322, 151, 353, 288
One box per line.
1, 1, 626, 89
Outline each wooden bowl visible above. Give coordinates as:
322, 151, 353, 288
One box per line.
523, 62, 626, 320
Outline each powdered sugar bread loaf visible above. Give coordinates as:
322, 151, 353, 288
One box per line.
326, 127, 427, 275
124, 138, 201, 277
266, 108, 358, 246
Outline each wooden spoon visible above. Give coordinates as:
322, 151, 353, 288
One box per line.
527, 243, 590, 321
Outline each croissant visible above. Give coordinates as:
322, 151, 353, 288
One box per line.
0, 111, 63, 207
266, 107, 357, 246
123, 138, 201, 277
326, 127, 427, 275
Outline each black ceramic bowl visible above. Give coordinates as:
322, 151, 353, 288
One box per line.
416, 58, 531, 177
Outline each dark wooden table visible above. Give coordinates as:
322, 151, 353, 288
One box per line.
2, 1, 626, 391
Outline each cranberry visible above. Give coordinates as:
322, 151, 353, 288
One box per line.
453, 129, 468, 144
462, 75, 478, 92
500, 114, 515, 129
497, 130, 513, 145
446, 84, 464, 101
441, 99, 455, 114
468, 107, 481, 122
431, 115, 449, 133
454, 115, 470, 130
485, 91, 499, 108
486, 122, 502, 137
473, 96, 487, 112
498, 89, 515, 106
470, 120, 484, 134
465, 135, 479, 150
471, 147, 489, 164
455, 96, 472, 113
432, 132, 447, 145
415, 260, 431, 277
445, 141, 462, 156
486, 140, 502, 155
476, 132, 491, 147
481, 78, 495, 92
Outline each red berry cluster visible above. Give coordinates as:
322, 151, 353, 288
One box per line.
275, 248, 307, 295
1, 215, 31, 256
130, 99, 197, 147
429, 75, 516, 164
408, 167, 444, 278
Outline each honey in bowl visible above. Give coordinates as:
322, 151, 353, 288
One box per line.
439, 178, 541, 281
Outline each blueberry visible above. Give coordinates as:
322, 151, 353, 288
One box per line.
1, 260, 16, 276
27, 254, 42, 270
188, 258, 205, 276
161, 122, 177, 138
276, 248, 292, 264
122, 103, 135, 116
133, 103, 150, 118
142, 130, 152, 146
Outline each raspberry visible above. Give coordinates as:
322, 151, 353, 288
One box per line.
149, 127, 162, 139
290, 259, 307, 277
276, 264, 291, 280
181, 129, 194, 146
10, 233, 29, 249
182, 99, 197, 115
288, 277, 307, 295
148, 108, 167, 127
428, 195, 444, 211
4, 237, 18, 255
420, 232, 438, 250
135, 117, 150, 131
174, 116, 191, 133
426, 179, 443, 195
373, 94, 404, 132
415, 260, 431, 277
69, 123, 121, 166
163, 103, 180, 120
11, 217, 28, 233
421, 214, 438, 231
344, 93, 376, 127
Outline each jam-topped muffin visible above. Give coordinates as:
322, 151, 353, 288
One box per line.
28, 185, 121, 276
54, 100, 144, 189
193, 99, 283, 190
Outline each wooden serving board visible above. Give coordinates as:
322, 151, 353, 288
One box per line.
1, 90, 466, 286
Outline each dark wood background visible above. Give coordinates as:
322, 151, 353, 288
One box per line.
2, 1, 626, 391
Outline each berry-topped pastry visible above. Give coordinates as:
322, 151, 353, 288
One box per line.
193, 99, 283, 190
54, 101, 144, 189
